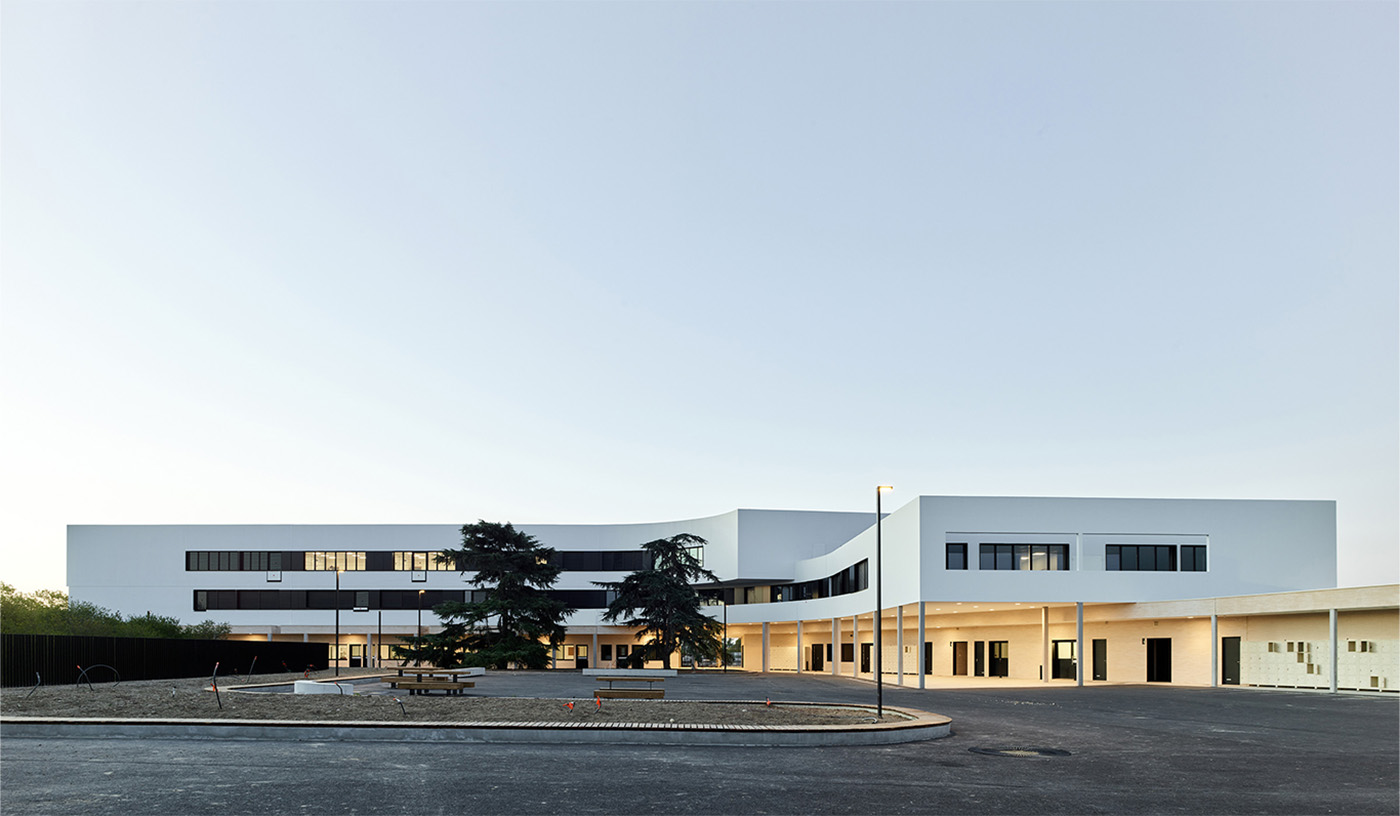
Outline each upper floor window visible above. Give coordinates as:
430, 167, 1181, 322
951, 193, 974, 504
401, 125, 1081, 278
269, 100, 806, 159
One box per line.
1180, 545, 1207, 572
946, 543, 967, 570
392, 551, 453, 571
1106, 545, 1177, 571
979, 544, 1069, 571
304, 551, 367, 571
187, 551, 284, 571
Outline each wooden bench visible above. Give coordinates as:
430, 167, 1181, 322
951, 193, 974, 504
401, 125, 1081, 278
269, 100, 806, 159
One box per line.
388, 678, 475, 696
594, 675, 665, 699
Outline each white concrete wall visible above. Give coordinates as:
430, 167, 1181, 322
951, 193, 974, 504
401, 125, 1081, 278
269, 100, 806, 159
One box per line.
917, 496, 1336, 605
66, 497, 1341, 638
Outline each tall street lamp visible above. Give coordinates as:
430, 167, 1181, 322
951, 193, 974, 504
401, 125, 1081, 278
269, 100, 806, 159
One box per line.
417, 589, 426, 667
875, 485, 894, 719
722, 596, 728, 674
334, 568, 343, 678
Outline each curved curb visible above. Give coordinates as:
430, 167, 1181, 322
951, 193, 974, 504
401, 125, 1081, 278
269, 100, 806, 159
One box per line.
0, 704, 951, 747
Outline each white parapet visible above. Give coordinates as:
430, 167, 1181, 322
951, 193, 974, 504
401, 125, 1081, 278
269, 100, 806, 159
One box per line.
293, 680, 353, 695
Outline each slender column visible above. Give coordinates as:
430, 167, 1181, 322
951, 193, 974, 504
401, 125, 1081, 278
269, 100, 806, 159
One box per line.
1041, 606, 1049, 682
592, 630, 599, 671
831, 617, 839, 676
1329, 608, 1338, 694
1075, 602, 1084, 687
267, 633, 273, 642
897, 606, 905, 686
761, 622, 770, 673
852, 615, 859, 677
797, 620, 804, 674
1210, 614, 1219, 688
917, 601, 926, 689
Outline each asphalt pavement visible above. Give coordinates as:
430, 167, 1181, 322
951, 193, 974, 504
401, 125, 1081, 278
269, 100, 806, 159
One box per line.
3, 672, 1396, 815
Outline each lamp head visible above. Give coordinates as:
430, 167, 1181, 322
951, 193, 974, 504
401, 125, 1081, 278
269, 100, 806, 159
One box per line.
877, 485, 894, 492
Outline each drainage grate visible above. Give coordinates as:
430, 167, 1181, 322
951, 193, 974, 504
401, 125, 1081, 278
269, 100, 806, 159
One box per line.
969, 747, 1071, 758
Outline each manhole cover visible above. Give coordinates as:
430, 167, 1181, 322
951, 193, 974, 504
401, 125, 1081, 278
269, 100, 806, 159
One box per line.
969, 747, 1071, 758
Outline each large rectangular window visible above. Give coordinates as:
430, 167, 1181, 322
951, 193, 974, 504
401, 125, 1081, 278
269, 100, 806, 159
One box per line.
304, 551, 367, 571
978, 544, 1069, 570
1105, 545, 1178, 571
946, 543, 967, 570
188, 551, 287, 571
392, 552, 454, 571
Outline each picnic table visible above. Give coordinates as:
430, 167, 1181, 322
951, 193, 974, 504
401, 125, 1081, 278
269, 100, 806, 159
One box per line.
388, 666, 483, 696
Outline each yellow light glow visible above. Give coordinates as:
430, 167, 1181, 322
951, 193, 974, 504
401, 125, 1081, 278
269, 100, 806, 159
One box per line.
877, 485, 894, 492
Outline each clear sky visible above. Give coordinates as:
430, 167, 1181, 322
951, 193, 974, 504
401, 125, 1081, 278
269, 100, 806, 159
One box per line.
2, 2, 1395, 593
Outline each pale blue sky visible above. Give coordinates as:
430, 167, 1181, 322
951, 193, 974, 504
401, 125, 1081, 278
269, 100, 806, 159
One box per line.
2, 2, 1395, 592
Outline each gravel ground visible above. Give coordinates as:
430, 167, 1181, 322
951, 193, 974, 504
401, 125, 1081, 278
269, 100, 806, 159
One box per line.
0, 672, 889, 726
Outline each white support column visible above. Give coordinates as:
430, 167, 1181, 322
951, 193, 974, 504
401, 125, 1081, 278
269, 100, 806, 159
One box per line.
761, 622, 770, 673
1075, 602, 1084, 687
1210, 614, 1219, 688
852, 615, 860, 677
592, 630, 598, 671
1329, 608, 1338, 694
267, 633, 273, 642
1041, 606, 1049, 683
831, 618, 839, 676
302, 633, 308, 643
797, 620, 804, 674
897, 605, 905, 687
917, 601, 926, 689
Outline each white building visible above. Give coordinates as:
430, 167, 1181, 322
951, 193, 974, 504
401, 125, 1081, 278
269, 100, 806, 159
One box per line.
67, 495, 1398, 692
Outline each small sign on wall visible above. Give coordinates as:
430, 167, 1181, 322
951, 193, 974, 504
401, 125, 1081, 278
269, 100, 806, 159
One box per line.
412, 571, 427, 582
267, 571, 282, 582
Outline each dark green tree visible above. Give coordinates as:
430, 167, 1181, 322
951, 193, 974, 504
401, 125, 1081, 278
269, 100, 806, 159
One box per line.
597, 533, 723, 670
397, 521, 572, 670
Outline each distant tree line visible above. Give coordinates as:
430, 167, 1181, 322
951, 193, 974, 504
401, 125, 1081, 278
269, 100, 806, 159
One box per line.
0, 583, 231, 640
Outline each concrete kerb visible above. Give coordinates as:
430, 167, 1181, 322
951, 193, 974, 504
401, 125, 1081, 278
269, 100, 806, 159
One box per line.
0, 702, 952, 747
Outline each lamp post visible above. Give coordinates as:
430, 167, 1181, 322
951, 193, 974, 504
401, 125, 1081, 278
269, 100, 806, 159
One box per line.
334, 568, 342, 677
722, 596, 728, 674
875, 485, 893, 719
417, 589, 425, 667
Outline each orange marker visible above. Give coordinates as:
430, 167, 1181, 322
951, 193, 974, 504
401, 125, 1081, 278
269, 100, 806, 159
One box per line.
563, 701, 574, 711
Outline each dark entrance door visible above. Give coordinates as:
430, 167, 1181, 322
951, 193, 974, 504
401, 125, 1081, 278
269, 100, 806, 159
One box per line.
1221, 636, 1240, 685
811, 643, 824, 672
841, 643, 854, 664
860, 643, 871, 673
923, 642, 933, 675
575, 645, 589, 670
1092, 638, 1108, 681
952, 642, 968, 675
989, 641, 1009, 677
973, 641, 986, 676
1051, 640, 1077, 679
1146, 638, 1172, 682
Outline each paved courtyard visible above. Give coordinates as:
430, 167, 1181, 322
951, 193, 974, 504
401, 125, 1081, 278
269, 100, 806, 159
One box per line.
3, 672, 1396, 814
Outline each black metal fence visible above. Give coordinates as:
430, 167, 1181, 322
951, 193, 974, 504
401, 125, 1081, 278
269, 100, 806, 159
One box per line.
1, 634, 326, 687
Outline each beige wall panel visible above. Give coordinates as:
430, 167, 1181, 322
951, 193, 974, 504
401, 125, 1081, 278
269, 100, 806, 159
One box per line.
1339, 609, 1398, 640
